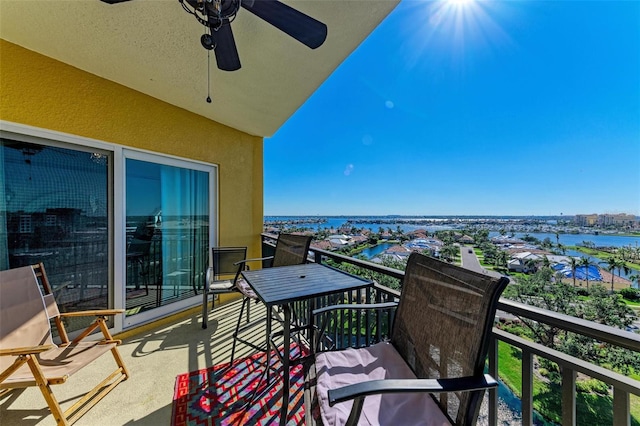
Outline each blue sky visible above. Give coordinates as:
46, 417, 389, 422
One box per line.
264, 0, 640, 217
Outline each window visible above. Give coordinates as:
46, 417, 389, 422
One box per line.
1, 139, 110, 332
19, 215, 32, 233
45, 214, 57, 226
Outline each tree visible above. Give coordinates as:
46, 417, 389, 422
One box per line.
615, 260, 630, 282
524, 257, 538, 274
503, 268, 577, 348
629, 272, 640, 288
599, 257, 621, 293
579, 256, 592, 289
503, 271, 638, 375
554, 243, 567, 255
581, 240, 595, 249
541, 237, 553, 250
440, 244, 459, 263
474, 228, 490, 245
567, 257, 579, 287
495, 250, 509, 272
541, 255, 551, 270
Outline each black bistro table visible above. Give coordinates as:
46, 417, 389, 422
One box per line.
241, 262, 374, 425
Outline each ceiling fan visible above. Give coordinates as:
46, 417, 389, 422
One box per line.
100, 0, 328, 71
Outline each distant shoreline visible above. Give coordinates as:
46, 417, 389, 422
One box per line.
264, 215, 640, 238
264, 214, 639, 219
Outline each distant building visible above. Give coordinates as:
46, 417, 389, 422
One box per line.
598, 213, 637, 228
328, 234, 352, 247
507, 251, 541, 273
378, 244, 411, 261
575, 213, 638, 229
458, 235, 474, 244
405, 238, 442, 257
575, 214, 598, 227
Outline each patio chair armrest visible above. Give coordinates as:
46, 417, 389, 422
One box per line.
328, 374, 498, 407
59, 309, 125, 318
313, 302, 398, 316
234, 256, 273, 266
0, 345, 55, 356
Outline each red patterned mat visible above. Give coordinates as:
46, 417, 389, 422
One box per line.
171, 344, 306, 426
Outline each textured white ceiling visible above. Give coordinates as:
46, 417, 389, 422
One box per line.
0, 0, 398, 137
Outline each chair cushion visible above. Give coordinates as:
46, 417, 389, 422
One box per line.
315, 342, 451, 426
208, 279, 236, 292
235, 277, 257, 299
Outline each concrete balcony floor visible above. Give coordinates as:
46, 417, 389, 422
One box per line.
0, 297, 271, 425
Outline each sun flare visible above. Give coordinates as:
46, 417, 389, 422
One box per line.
447, 0, 474, 7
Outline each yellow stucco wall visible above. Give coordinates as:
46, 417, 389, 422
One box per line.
0, 40, 263, 302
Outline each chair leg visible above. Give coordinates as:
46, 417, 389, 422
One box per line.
24, 355, 68, 426
202, 288, 209, 329
230, 296, 249, 363
265, 306, 272, 383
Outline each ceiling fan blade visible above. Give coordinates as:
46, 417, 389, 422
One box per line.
99, 0, 133, 4
241, 0, 327, 49
211, 24, 242, 71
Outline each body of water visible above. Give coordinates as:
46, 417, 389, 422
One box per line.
357, 242, 394, 259
266, 216, 640, 249
267, 216, 639, 284
266, 216, 464, 233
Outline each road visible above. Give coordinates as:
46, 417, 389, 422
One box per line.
459, 245, 504, 280
459, 245, 518, 321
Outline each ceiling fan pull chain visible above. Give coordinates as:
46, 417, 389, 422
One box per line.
206, 49, 212, 103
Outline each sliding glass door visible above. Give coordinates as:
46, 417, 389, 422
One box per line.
1, 128, 217, 332
1, 138, 111, 332
124, 152, 214, 325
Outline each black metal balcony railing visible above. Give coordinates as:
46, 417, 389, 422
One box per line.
261, 234, 640, 426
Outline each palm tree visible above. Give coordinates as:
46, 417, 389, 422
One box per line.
440, 244, 458, 263
600, 257, 620, 293
524, 257, 538, 274
567, 257, 579, 287
495, 250, 509, 272
629, 272, 640, 289
615, 260, 630, 282
579, 256, 592, 289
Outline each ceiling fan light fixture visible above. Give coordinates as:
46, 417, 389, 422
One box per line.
201, 33, 215, 50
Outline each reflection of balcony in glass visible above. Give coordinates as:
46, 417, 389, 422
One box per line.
2, 140, 110, 332
124, 157, 210, 318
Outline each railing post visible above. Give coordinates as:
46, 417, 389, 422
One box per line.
561, 366, 576, 426
613, 387, 630, 426
488, 334, 498, 426
522, 348, 533, 426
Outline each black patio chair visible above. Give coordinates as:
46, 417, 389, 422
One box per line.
126, 221, 155, 295
306, 252, 509, 425
201, 246, 248, 329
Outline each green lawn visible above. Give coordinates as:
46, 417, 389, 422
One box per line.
497, 341, 640, 425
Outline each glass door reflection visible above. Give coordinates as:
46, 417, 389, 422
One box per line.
125, 158, 209, 316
